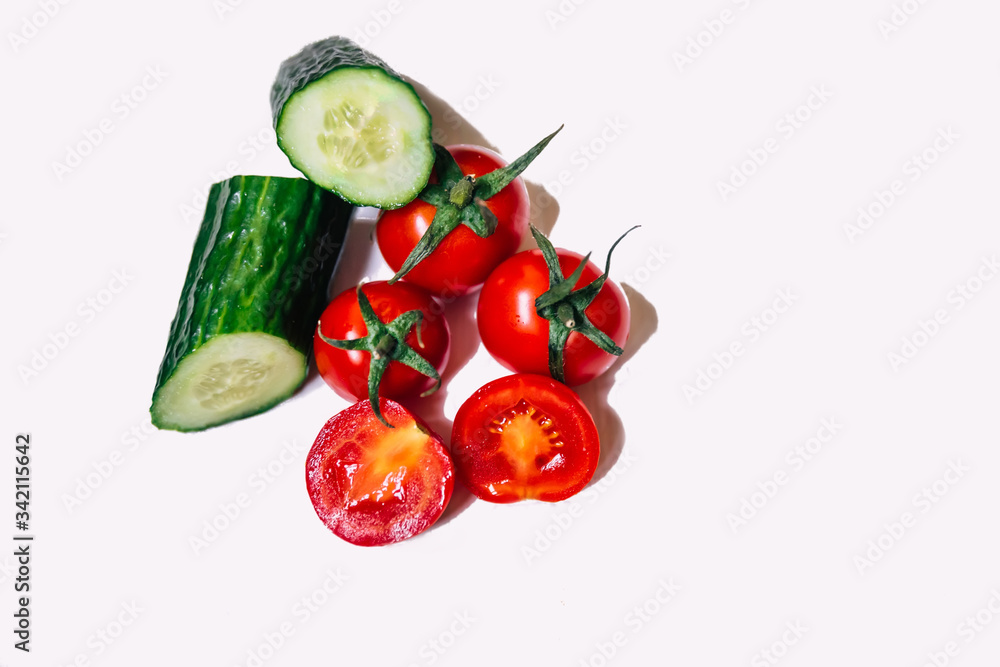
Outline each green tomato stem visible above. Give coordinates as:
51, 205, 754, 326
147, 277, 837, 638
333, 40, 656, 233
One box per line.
390, 127, 563, 284
530, 225, 639, 383
315, 285, 441, 427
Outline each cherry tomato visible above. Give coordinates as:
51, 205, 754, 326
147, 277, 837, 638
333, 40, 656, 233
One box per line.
451, 374, 600, 503
314, 280, 450, 403
306, 399, 454, 546
376, 145, 529, 297
477, 248, 630, 386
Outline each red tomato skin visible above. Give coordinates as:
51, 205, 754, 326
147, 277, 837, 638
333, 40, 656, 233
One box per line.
314, 281, 450, 402
376, 145, 530, 297
306, 399, 454, 547
477, 249, 630, 386
451, 374, 600, 504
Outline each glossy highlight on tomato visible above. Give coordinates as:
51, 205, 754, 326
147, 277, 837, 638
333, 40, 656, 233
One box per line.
477, 248, 630, 386
376, 145, 529, 297
306, 399, 454, 546
451, 374, 600, 503
314, 280, 450, 403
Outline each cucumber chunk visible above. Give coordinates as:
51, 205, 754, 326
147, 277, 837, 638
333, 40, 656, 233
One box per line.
271, 37, 433, 209
151, 175, 351, 432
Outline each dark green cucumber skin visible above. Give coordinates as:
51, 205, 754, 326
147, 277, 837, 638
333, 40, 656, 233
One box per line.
151, 175, 351, 430
270, 36, 411, 124
269, 35, 432, 208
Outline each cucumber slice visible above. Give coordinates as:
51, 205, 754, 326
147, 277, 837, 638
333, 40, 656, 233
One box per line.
271, 37, 434, 209
151, 175, 351, 432
151, 333, 305, 432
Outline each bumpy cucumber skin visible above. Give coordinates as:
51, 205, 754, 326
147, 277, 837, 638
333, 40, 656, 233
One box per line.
270, 36, 433, 209
151, 175, 351, 432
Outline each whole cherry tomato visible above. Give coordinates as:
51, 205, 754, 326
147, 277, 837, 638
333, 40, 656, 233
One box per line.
376, 145, 529, 297
477, 227, 633, 386
314, 281, 450, 421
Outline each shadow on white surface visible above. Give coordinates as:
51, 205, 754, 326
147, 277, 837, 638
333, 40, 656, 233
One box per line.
578, 284, 658, 486
408, 76, 561, 244
401, 290, 482, 529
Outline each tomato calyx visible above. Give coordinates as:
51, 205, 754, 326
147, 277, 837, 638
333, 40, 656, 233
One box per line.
530, 225, 639, 383
316, 284, 441, 427
387, 126, 563, 284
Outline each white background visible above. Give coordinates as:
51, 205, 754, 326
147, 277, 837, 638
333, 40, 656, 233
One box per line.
3, 0, 1000, 665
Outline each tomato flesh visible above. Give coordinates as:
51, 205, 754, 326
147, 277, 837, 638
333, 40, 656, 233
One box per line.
451, 374, 599, 503
314, 281, 450, 402
477, 249, 630, 386
306, 399, 454, 546
376, 145, 529, 297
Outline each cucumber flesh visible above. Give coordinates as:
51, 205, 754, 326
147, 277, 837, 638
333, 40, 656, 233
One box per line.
277, 69, 430, 205
271, 37, 434, 209
151, 333, 305, 432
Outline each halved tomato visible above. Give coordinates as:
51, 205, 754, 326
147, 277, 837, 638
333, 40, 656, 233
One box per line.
306, 399, 454, 546
451, 374, 600, 503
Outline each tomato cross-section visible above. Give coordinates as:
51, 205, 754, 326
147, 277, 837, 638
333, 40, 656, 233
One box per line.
306, 399, 454, 546
451, 374, 600, 503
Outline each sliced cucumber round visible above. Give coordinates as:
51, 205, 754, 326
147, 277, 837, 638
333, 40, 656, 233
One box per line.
271, 37, 434, 209
151, 333, 305, 432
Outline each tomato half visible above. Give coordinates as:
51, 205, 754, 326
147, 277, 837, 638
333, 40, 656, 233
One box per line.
477, 249, 630, 386
306, 399, 454, 546
451, 374, 600, 503
376, 145, 529, 297
314, 280, 450, 402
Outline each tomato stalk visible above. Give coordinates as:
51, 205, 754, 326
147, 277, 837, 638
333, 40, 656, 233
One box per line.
316, 285, 441, 427
448, 176, 476, 207
387, 126, 563, 284
530, 225, 639, 383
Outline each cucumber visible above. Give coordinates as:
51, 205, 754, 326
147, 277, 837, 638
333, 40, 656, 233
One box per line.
270, 36, 434, 209
151, 175, 351, 432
